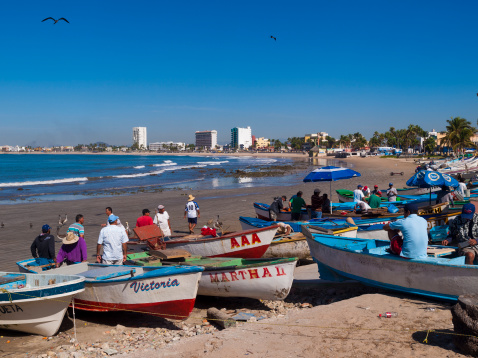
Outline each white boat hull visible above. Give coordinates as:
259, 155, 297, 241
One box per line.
166, 227, 278, 258
198, 260, 297, 300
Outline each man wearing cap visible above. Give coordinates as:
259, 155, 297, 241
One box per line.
383, 203, 428, 259
362, 186, 371, 198
371, 185, 381, 196
154, 205, 172, 239
442, 203, 478, 265
184, 195, 200, 234
386, 183, 398, 202
97, 214, 129, 265
136, 209, 154, 228
269, 196, 287, 221
310, 189, 324, 219
353, 185, 365, 202
56, 231, 88, 267
30, 224, 55, 266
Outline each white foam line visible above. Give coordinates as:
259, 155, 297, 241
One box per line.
0, 177, 89, 188
152, 162, 178, 167
112, 164, 207, 179
197, 161, 230, 165
134, 165, 145, 169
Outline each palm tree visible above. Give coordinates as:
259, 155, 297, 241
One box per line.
441, 117, 476, 155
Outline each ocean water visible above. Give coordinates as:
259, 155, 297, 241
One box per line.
0, 154, 306, 204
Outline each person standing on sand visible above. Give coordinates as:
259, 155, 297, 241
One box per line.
154, 204, 172, 240
56, 231, 88, 267
136, 209, 154, 227
101, 207, 123, 228
269, 196, 287, 221
353, 185, 365, 202
386, 183, 398, 202
290, 191, 306, 221
67, 214, 85, 238
97, 215, 129, 265
310, 189, 324, 219
184, 195, 200, 234
30, 224, 55, 267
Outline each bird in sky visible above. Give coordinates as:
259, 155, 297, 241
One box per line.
42, 17, 69, 24
270, 36, 276, 41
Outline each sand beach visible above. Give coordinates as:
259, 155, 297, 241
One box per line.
1, 155, 466, 357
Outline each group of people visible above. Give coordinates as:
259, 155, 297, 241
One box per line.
30, 195, 202, 267
269, 189, 331, 221
351, 183, 397, 213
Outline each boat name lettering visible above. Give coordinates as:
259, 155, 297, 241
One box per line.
209, 266, 286, 283
129, 279, 179, 293
230, 233, 262, 249
0, 304, 23, 315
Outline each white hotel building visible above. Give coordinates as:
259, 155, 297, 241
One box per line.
133, 127, 147, 149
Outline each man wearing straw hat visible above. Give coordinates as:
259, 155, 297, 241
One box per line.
97, 214, 129, 265
184, 194, 200, 234
55, 231, 88, 267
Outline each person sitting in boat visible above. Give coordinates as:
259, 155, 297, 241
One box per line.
383, 203, 428, 259
442, 203, 478, 265
367, 191, 382, 209
97, 214, 129, 265
269, 196, 287, 221
30, 224, 55, 269
276, 222, 292, 235
353, 185, 365, 202
353, 200, 371, 214
321, 193, 331, 214
310, 189, 324, 219
436, 186, 454, 207
56, 231, 88, 267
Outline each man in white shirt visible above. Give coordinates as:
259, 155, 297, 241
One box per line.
153, 204, 172, 239
353, 185, 365, 202
457, 178, 468, 197
353, 200, 372, 213
387, 183, 398, 202
96, 215, 129, 265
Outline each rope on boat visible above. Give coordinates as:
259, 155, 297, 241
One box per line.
0, 288, 13, 303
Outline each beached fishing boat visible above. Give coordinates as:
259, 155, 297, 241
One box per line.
17, 261, 203, 320
253, 202, 309, 221
302, 226, 478, 301
0, 271, 85, 336
162, 226, 279, 258
239, 217, 358, 259
126, 254, 298, 300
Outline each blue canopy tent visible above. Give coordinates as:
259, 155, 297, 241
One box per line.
406, 170, 459, 205
303, 166, 362, 212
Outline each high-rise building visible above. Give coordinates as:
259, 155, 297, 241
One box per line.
231, 126, 252, 149
132, 127, 147, 149
195, 130, 217, 149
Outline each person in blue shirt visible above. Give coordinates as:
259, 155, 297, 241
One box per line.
383, 203, 428, 259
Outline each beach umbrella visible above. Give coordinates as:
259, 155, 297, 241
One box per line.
303, 166, 362, 211
406, 170, 459, 204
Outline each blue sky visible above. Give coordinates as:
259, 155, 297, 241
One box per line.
0, 0, 477, 146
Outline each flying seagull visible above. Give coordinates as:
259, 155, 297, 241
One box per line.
270, 36, 276, 41
42, 17, 69, 24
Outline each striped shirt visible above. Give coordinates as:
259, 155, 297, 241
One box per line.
67, 222, 85, 237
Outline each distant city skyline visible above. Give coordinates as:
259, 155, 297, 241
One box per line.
0, 1, 477, 147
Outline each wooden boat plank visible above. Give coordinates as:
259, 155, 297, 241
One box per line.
78, 267, 136, 280
427, 247, 457, 257
149, 249, 191, 260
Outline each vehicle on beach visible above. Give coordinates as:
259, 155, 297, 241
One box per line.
17, 262, 203, 320
302, 226, 478, 301
125, 254, 298, 301
0, 271, 85, 336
